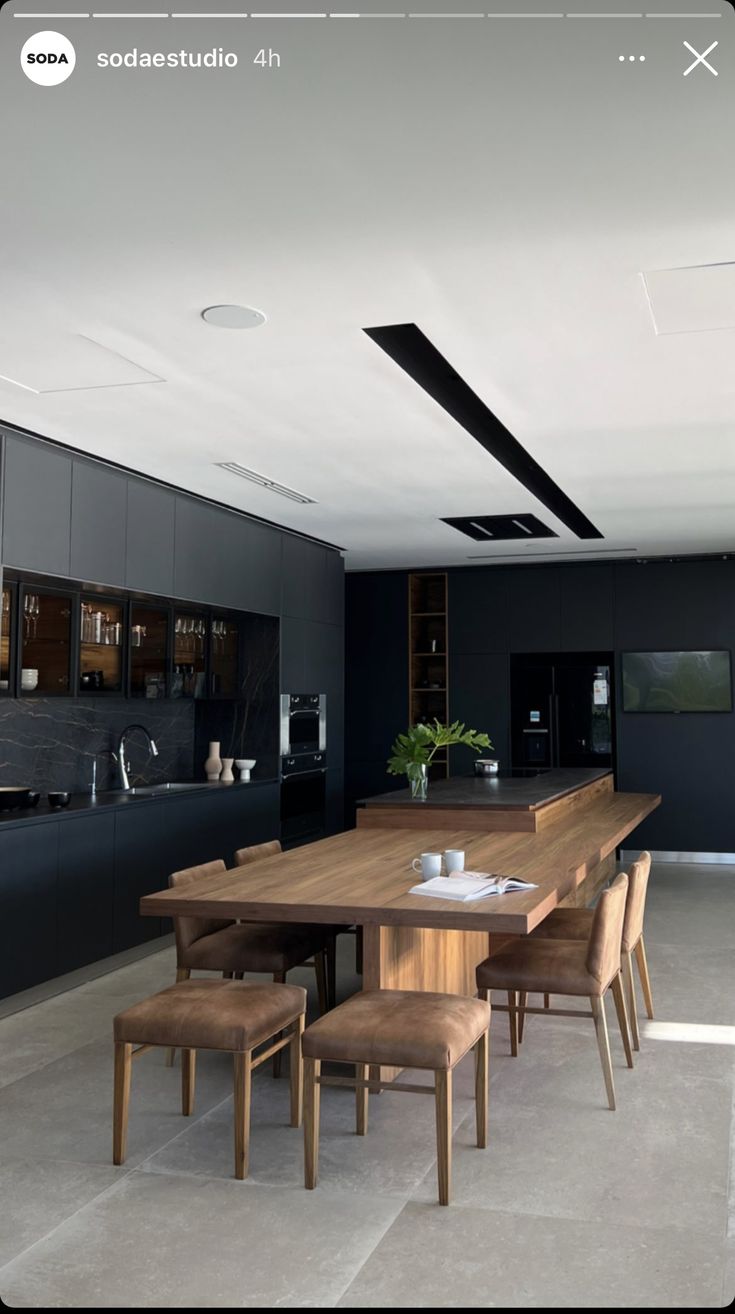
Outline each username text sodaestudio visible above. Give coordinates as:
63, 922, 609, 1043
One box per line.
97, 48, 238, 68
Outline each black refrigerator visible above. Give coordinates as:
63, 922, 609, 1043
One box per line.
510, 652, 615, 771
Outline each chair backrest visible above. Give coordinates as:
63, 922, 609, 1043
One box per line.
621, 851, 652, 954
585, 871, 628, 990
169, 859, 232, 958
234, 839, 282, 867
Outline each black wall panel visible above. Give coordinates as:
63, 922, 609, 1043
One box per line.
507, 567, 561, 652
448, 652, 510, 775
449, 568, 509, 654
560, 565, 614, 651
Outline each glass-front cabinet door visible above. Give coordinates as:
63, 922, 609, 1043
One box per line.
173, 610, 207, 698
210, 613, 240, 698
20, 587, 73, 695
0, 585, 13, 694
130, 605, 168, 699
80, 597, 124, 693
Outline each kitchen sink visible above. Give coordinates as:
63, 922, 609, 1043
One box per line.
127, 782, 204, 797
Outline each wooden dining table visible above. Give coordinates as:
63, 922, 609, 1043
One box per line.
140, 788, 660, 1006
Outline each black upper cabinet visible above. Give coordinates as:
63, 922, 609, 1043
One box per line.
324, 550, 345, 627
614, 560, 735, 651
560, 565, 614, 651
2, 435, 72, 575
449, 569, 509, 654
126, 480, 175, 597
508, 568, 562, 653
174, 497, 282, 613
282, 536, 339, 622
70, 459, 128, 588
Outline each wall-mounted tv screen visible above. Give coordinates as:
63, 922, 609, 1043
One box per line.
622, 650, 732, 713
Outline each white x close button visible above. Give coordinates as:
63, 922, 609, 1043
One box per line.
683, 41, 719, 77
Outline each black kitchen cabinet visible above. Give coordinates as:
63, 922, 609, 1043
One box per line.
282, 616, 344, 768
507, 568, 562, 653
70, 459, 128, 588
113, 802, 174, 950
126, 480, 176, 597
282, 538, 329, 622
560, 565, 614, 652
0, 822, 59, 997
57, 814, 114, 973
174, 497, 245, 610
325, 768, 344, 836
449, 569, 509, 655
1, 434, 72, 576
241, 521, 282, 616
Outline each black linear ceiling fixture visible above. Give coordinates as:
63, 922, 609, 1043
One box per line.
363, 323, 603, 541
442, 513, 558, 542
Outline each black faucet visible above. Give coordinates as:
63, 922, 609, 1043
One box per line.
115, 724, 159, 791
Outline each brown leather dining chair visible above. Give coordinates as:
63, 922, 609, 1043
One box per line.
235, 840, 344, 1010
166, 856, 332, 1073
476, 872, 633, 1110
524, 852, 654, 1050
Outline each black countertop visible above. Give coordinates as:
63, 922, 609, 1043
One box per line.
360, 767, 612, 812
0, 778, 280, 831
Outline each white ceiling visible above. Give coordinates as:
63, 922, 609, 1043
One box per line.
1, 2, 734, 570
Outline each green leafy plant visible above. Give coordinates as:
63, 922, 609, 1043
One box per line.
387, 720, 493, 777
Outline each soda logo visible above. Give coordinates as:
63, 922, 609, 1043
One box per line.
21, 31, 76, 85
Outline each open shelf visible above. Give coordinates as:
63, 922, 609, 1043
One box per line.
408, 572, 449, 779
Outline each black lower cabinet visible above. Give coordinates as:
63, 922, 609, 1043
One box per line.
58, 814, 115, 974
0, 823, 59, 997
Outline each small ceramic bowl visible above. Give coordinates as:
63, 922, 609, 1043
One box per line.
47, 791, 71, 808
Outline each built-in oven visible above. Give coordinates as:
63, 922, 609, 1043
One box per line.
280, 693, 327, 756
281, 751, 327, 846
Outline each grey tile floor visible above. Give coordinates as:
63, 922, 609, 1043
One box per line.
0, 862, 733, 1308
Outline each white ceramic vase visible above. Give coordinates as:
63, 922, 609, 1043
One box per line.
204, 741, 222, 781
220, 758, 235, 783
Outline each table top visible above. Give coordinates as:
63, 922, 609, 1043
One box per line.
360, 767, 612, 812
140, 790, 660, 936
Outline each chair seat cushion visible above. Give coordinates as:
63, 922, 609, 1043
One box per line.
180, 921, 330, 974
114, 979, 306, 1052
302, 989, 490, 1071
530, 907, 594, 941
476, 938, 603, 998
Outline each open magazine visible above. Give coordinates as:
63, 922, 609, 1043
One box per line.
409, 871, 538, 903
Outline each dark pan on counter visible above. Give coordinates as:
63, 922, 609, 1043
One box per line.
0, 787, 35, 811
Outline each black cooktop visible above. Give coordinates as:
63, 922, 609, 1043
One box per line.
494, 768, 550, 779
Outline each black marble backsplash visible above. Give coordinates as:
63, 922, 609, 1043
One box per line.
0, 698, 195, 794
194, 613, 280, 782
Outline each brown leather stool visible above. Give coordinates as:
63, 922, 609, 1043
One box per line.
527, 852, 653, 1050
166, 858, 331, 1074
301, 988, 491, 1206
113, 979, 306, 1179
476, 872, 633, 1111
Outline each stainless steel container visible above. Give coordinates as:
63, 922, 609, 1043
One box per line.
474, 759, 500, 777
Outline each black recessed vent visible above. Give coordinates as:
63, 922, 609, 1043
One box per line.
442, 514, 558, 542
364, 323, 603, 541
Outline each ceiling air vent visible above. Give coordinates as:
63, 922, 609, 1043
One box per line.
216, 462, 316, 505
442, 514, 558, 542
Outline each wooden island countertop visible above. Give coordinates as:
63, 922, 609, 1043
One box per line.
358, 767, 614, 833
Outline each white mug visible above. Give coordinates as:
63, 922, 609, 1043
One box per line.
412, 852, 442, 880
444, 849, 466, 874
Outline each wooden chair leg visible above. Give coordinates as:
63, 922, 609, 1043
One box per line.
326, 935, 337, 1010
507, 990, 518, 1057
181, 1048, 196, 1115
166, 968, 191, 1067
622, 950, 640, 1051
543, 993, 550, 1009
113, 1041, 133, 1165
304, 1056, 321, 1189
517, 991, 528, 1044
355, 1062, 369, 1136
233, 1050, 252, 1180
290, 1016, 305, 1128
273, 971, 286, 1078
591, 995, 616, 1111
434, 1069, 453, 1206
314, 951, 329, 1016
634, 935, 654, 1019
474, 1030, 489, 1149
610, 973, 634, 1069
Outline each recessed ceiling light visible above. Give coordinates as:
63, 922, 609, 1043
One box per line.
201, 304, 266, 329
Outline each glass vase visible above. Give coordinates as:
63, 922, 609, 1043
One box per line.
407, 762, 429, 801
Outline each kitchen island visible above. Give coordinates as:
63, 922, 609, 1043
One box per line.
357, 766, 613, 833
